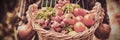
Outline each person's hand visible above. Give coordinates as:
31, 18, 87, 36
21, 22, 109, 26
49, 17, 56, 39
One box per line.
94, 23, 111, 39
17, 21, 35, 40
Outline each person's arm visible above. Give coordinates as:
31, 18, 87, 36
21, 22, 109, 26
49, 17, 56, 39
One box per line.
17, 21, 35, 40
17, 3, 39, 40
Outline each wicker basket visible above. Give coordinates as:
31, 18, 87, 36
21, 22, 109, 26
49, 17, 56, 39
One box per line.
17, 0, 103, 39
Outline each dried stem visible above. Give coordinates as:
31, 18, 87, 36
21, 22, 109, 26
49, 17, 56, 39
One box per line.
19, 0, 24, 18
76, 0, 80, 4
82, 0, 84, 8
41, 0, 44, 8
36, 0, 42, 5
14, 27, 18, 40
18, 0, 26, 20
50, 0, 52, 7
55, 0, 57, 5
46, 0, 48, 7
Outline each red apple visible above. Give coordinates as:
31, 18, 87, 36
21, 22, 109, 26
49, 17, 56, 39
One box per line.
63, 13, 76, 25
50, 21, 60, 28
41, 19, 49, 28
73, 8, 87, 16
56, 16, 63, 22
76, 16, 84, 22
52, 16, 63, 22
83, 14, 95, 27
51, 16, 55, 21
56, 9, 63, 16
54, 27, 62, 32
74, 22, 87, 32
60, 21, 65, 27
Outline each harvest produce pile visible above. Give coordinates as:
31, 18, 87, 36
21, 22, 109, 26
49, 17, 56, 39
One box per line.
0, 0, 112, 40
26, 0, 101, 36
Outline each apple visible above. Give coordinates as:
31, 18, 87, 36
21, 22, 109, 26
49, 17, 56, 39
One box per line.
52, 16, 63, 23
44, 19, 49, 24
54, 27, 62, 32
60, 21, 65, 27
89, 10, 105, 22
41, 23, 48, 29
73, 8, 87, 16
55, 16, 63, 22
41, 19, 49, 28
83, 14, 95, 27
51, 16, 55, 20
50, 21, 60, 28
74, 22, 87, 32
76, 16, 84, 22
56, 9, 63, 16
63, 13, 76, 25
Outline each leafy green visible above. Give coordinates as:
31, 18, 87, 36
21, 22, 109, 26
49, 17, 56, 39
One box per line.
62, 4, 74, 13
36, 7, 55, 20
62, 4, 80, 13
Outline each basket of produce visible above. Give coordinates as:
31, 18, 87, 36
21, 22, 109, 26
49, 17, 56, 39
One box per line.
25, 0, 104, 40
